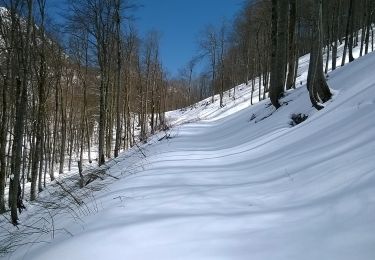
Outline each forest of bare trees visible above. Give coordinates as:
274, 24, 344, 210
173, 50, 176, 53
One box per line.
0, 0, 374, 226
0, 0, 190, 225
184, 0, 374, 109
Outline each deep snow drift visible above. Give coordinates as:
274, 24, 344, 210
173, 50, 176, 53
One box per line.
3, 50, 375, 259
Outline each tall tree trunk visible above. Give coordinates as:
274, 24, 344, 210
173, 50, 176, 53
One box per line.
270, 0, 288, 108
10, 77, 28, 225
269, 0, 280, 108
59, 81, 67, 175
359, 5, 367, 57
307, 0, 332, 111
98, 70, 106, 165
364, 1, 372, 55
341, 0, 354, 66
286, 0, 297, 90
331, 0, 340, 71
348, 0, 355, 62
50, 78, 59, 181
114, 0, 122, 158
0, 75, 7, 213
32, 0, 47, 197
324, 30, 331, 74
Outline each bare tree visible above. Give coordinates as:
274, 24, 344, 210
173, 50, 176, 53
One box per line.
286, 0, 297, 89
270, 0, 288, 109
307, 0, 332, 110
114, 0, 122, 158
9, 0, 33, 224
200, 25, 218, 104
341, 0, 355, 66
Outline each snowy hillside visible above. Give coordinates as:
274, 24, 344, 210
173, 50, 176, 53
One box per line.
2, 47, 375, 260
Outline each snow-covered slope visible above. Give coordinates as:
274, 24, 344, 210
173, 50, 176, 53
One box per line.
3, 50, 375, 259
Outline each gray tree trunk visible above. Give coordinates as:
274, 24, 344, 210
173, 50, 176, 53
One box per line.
341, 0, 354, 66
286, 0, 297, 90
307, 0, 332, 111
269, 0, 280, 108
0, 74, 8, 213
331, 0, 340, 71
270, 0, 288, 108
114, 0, 122, 158
10, 0, 33, 224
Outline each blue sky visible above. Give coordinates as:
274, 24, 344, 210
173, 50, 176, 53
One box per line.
136, 0, 244, 77
47, 0, 244, 77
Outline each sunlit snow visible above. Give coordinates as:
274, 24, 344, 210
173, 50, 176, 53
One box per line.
3, 41, 375, 260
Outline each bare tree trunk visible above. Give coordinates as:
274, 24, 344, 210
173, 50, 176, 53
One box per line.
286, 0, 297, 90
114, 0, 122, 158
105, 79, 113, 159
21, 124, 28, 198
86, 117, 92, 163
59, 80, 67, 175
68, 78, 75, 171
10, 77, 28, 224
360, 6, 367, 57
348, 0, 355, 63
342, 0, 354, 66
50, 76, 60, 181
270, 0, 288, 108
364, 1, 372, 54
331, 0, 340, 71
98, 69, 107, 164
324, 35, 331, 74
307, 0, 332, 111
269, 0, 279, 107
150, 67, 156, 133
0, 74, 7, 213
31, 0, 47, 197
219, 21, 226, 108
38, 129, 44, 192
372, 24, 374, 52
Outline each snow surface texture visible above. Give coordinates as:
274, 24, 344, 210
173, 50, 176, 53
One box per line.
3, 47, 375, 259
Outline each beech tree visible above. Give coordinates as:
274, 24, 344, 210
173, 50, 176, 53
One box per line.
8, 0, 33, 224
270, 0, 288, 109
341, 0, 355, 66
200, 25, 218, 104
286, 0, 297, 89
307, 0, 332, 110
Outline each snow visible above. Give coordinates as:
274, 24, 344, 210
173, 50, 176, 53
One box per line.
2, 43, 375, 259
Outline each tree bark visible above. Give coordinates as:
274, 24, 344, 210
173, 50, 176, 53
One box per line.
348, 0, 355, 62
307, 0, 332, 111
269, 0, 280, 108
114, 0, 122, 158
341, 0, 354, 66
331, 0, 340, 71
270, 0, 288, 108
0, 75, 7, 213
286, 0, 297, 90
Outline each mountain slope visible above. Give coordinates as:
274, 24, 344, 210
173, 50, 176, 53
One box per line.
5, 53, 375, 260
